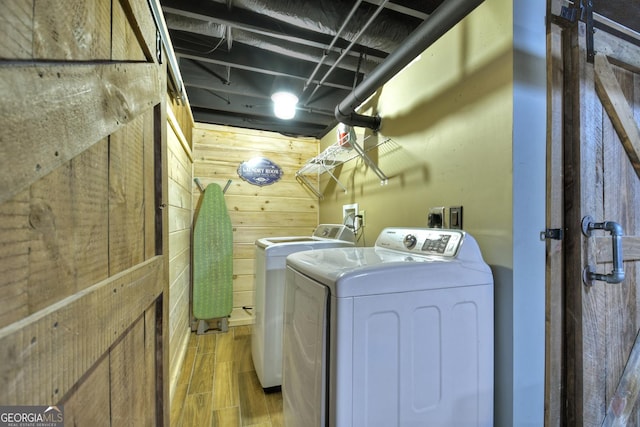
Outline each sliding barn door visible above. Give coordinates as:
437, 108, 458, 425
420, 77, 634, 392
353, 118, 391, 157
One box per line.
560, 21, 640, 426
0, 1, 168, 426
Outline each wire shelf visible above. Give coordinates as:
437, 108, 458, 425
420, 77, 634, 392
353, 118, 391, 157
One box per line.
296, 131, 391, 198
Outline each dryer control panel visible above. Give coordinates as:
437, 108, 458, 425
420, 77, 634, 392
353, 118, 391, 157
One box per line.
375, 228, 464, 257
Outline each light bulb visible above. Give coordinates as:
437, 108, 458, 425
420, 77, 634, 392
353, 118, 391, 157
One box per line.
271, 91, 298, 120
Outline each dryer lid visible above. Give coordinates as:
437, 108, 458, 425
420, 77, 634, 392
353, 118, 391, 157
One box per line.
286, 228, 492, 297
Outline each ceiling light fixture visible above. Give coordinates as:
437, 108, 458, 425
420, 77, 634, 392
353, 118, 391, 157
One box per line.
271, 91, 298, 120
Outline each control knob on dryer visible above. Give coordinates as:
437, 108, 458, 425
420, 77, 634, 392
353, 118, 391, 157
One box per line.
403, 234, 417, 250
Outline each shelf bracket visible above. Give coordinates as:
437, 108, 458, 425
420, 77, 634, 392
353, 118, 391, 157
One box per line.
349, 136, 389, 184
296, 173, 324, 199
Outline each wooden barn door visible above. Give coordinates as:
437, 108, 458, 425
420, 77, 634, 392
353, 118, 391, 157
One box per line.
558, 19, 640, 426
0, 1, 168, 426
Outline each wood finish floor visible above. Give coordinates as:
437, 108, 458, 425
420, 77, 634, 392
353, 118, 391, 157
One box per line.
171, 325, 283, 427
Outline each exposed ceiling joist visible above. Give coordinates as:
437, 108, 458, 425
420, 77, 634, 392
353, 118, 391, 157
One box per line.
161, 0, 639, 139
161, 0, 432, 138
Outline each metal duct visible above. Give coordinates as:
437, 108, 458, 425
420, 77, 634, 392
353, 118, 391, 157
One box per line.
164, 13, 383, 74
335, 0, 485, 130
220, 0, 420, 53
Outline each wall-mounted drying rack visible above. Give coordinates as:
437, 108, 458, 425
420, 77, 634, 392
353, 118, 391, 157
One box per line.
296, 131, 390, 199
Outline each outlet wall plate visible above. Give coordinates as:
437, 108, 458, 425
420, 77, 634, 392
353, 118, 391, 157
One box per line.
428, 206, 445, 228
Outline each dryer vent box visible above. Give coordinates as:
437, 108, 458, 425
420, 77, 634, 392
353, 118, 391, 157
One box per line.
343, 203, 359, 230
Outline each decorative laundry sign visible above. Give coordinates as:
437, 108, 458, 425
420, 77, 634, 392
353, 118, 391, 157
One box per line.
237, 157, 284, 186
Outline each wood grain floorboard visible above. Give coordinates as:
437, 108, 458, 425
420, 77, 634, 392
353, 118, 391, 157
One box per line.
188, 352, 216, 394
171, 326, 283, 427
180, 392, 213, 427
264, 393, 284, 427
238, 371, 271, 426
198, 331, 217, 354
211, 406, 241, 427
213, 361, 238, 409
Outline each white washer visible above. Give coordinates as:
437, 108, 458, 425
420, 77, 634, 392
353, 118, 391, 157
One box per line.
252, 224, 355, 390
282, 227, 494, 427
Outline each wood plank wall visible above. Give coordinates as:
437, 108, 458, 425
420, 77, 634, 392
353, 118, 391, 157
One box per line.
168, 95, 194, 146
0, 1, 168, 425
166, 97, 195, 404
192, 124, 319, 325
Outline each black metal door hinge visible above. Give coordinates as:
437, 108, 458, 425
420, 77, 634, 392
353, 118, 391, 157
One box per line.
557, 1, 595, 62
540, 228, 564, 241
559, 6, 580, 23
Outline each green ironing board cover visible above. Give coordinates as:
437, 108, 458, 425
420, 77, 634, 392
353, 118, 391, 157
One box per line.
193, 183, 233, 320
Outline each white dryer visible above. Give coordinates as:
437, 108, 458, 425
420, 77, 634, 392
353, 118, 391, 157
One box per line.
251, 224, 355, 390
282, 227, 494, 427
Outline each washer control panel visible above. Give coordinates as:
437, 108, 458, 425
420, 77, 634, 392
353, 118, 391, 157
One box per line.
313, 224, 356, 242
375, 228, 464, 257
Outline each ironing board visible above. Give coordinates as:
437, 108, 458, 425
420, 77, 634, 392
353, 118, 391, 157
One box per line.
193, 183, 233, 333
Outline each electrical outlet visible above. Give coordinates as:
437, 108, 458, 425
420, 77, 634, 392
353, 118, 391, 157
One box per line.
427, 207, 445, 228
359, 210, 366, 227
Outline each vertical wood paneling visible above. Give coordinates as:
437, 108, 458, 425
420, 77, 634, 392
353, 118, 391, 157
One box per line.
145, 305, 159, 425
62, 355, 111, 427
28, 138, 110, 313
192, 123, 318, 325
168, 95, 194, 146
0, 0, 168, 425
544, 21, 564, 427
579, 22, 607, 425
115, 0, 158, 62
169, 267, 190, 354
0, 0, 33, 59
144, 108, 157, 260
600, 60, 640, 425
0, 190, 30, 328
563, 23, 640, 425
27, 161, 76, 311
0, 139, 110, 327
110, 315, 153, 427
112, 0, 146, 62
167, 105, 194, 409
109, 115, 146, 275
71, 140, 110, 289
33, 0, 111, 60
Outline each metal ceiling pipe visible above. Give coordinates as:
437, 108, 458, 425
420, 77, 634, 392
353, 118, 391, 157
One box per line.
335, 0, 485, 130
305, 0, 391, 105
303, 0, 364, 92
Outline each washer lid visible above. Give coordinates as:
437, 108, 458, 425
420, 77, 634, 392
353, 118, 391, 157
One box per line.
261, 239, 354, 256
255, 224, 355, 249
256, 236, 318, 249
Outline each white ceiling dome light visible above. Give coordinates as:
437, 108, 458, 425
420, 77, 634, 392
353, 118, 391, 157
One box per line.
271, 91, 298, 120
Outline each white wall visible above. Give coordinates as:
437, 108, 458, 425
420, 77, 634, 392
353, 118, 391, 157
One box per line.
511, 1, 546, 425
